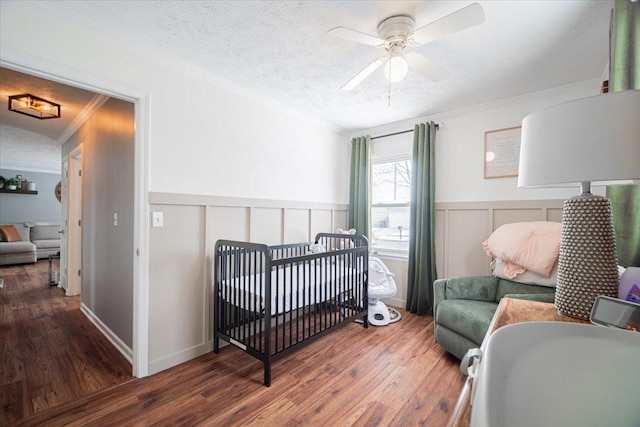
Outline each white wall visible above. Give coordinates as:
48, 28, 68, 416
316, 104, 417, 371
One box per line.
359, 80, 606, 203
359, 81, 606, 309
0, 1, 608, 374
0, 2, 350, 205
149, 78, 350, 202
0, 126, 61, 172
1, 1, 350, 375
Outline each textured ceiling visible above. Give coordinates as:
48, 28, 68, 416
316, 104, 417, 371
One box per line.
48, 0, 612, 132
0, 67, 99, 172
1, 0, 614, 172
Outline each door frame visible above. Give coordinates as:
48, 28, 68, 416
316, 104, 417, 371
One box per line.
65, 145, 83, 296
0, 58, 151, 378
60, 158, 69, 291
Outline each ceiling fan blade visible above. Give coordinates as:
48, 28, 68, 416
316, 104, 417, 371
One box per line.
405, 51, 449, 82
409, 3, 485, 46
328, 27, 386, 47
342, 57, 387, 90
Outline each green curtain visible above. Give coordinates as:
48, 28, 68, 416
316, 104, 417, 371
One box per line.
609, 0, 639, 90
607, 0, 640, 267
406, 122, 437, 315
347, 135, 371, 239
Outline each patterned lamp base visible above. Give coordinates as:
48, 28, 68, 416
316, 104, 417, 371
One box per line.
555, 195, 619, 320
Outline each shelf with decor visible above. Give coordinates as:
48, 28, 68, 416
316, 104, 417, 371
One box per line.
0, 188, 38, 195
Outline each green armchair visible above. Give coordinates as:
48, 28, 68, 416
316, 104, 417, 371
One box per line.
432, 276, 555, 360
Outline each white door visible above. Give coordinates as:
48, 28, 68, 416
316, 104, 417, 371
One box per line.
66, 146, 83, 296
59, 159, 69, 290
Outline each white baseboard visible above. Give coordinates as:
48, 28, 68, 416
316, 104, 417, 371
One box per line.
148, 341, 213, 376
80, 302, 133, 365
384, 297, 406, 310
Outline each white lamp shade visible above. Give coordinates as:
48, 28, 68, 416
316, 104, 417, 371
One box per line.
518, 90, 640, 188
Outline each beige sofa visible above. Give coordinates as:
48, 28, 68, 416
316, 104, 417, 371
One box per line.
0, 223, 61, 266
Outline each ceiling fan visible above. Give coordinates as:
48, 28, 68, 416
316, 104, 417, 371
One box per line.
328, 3, 485, 90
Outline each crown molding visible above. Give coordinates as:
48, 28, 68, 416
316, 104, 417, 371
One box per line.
56, 94, 109, 146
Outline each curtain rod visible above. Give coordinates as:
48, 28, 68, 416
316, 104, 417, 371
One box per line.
370, 122, 441, 141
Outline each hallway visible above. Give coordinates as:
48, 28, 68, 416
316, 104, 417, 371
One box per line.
0, 260, 133, 425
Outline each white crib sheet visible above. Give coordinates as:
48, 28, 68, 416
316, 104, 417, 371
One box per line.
220, 261, 359, 316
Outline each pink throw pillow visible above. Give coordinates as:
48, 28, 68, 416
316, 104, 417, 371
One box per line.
483, 221, 561, 278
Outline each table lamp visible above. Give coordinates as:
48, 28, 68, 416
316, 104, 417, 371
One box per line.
518, 90, 640, 319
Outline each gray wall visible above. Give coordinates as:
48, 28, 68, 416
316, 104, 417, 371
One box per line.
63, 97, 135, 348
0, 168, 61, 224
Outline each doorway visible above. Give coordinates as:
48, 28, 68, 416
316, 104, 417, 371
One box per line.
0, 59, 150, 379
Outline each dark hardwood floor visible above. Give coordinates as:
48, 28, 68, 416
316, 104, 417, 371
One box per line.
2, 261, 466, 426
0, 260, 134, 425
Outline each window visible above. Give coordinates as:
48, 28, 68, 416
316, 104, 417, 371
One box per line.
371, 158, 411, 255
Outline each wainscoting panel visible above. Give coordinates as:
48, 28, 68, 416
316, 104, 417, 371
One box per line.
435, 199, 564, 279
284, 208, 310, 243
446, 209, 492, 277
147, 192, 348, 374
547, 208, 563, 223
208, 206, 249, 244
148, 204, 206, 373
250, 207, 283, 245
435, 209, 446, 281
382, 200, 565, 313
146, 193, 563, 374
379, 257, 408, 309
333, 210, 348, 233
493, 208, 546, 228
492, 202, 563, 229
310, 209, 333, 240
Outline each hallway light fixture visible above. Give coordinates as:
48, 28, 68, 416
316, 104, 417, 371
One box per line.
8, 93, 61, 119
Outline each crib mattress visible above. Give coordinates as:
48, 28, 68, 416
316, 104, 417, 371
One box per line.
220, 261, 359, 316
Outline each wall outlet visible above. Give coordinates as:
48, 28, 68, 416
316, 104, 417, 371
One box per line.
152, 211, 164, 227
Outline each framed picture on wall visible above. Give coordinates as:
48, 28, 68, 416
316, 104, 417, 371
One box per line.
484, 126, 522, 179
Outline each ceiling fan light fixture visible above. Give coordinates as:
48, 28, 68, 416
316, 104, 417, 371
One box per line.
384, 53, 408, 83
8, 93, 61, 120
329, 3, 485, 90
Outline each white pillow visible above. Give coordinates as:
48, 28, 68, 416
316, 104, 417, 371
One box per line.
492, 258, 557, 288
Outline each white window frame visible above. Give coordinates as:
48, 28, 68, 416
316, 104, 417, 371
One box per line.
371, 155, 412, 258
